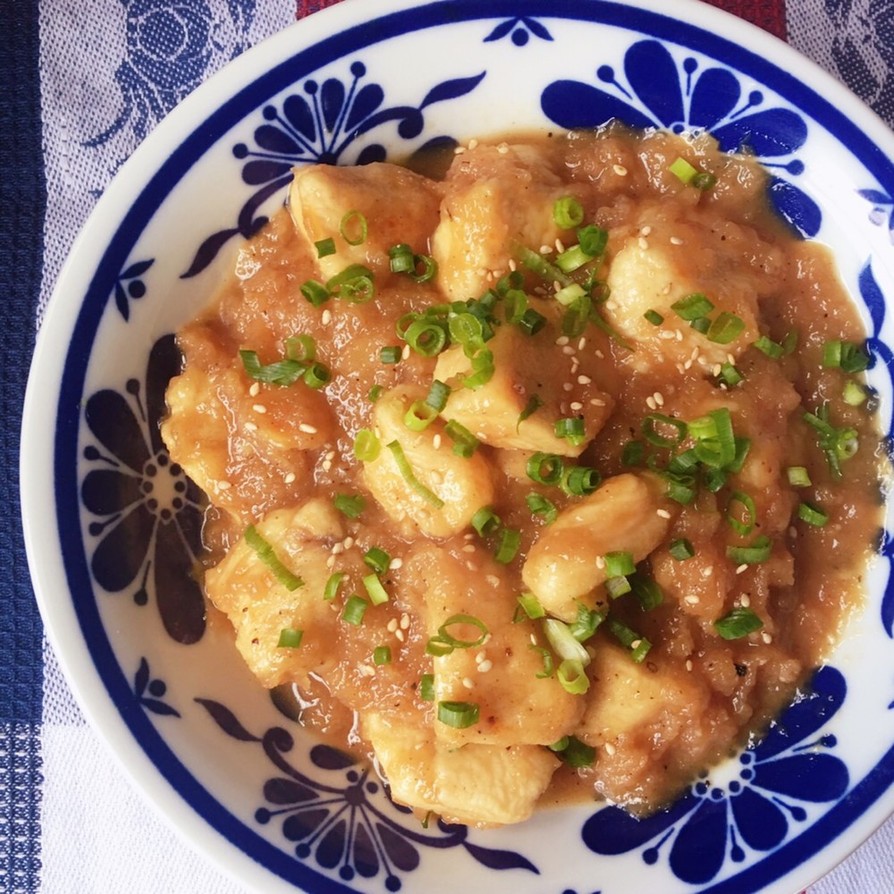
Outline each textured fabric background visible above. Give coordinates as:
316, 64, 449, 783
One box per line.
4, 0, 894, 891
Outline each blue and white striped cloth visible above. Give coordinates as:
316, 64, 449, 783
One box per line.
4, 0, 894, 891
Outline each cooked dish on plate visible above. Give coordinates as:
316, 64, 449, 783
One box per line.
161, 126, 882, 826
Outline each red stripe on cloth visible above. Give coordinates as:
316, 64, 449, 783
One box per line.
296, 0, 342, 19
297, 0, 788, 38
701, 0, 787, 41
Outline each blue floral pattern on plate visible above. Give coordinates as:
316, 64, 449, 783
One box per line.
38, 4, 894, 893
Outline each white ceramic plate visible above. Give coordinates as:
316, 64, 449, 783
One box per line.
21, 1, 894, 892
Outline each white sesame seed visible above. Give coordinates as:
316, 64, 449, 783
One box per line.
478, 659, 493, 673
630, 639, 642, 650
604, 299, 618, 311
462, 544, 476, 554
387, 618, 398, 633
395, 629, 405, 642
321, 460, 332, 472
590, 398, 606, 407
321, 309, 332, 325
670, 236, 683, 245
638, 236, 649, 250
539, 244, 552, 254
244, 421, 258, 432
570, 401, 583, 411
360, 664, 376, 677
485, 574, 500, 588
497, 143, 509, 155
740, 595, 751, 607
646, 396, 657, 410
462, 677, 475, 690
249, 382, 261, 397
556, 335, 570, 346
701, 567, 714, 579
217, 480, 232, 491
604, 742, 617, 756
577, 375, 592, 385
400, 613, 410, 630
284, 472, 296, 485
465, 561, 477, 572
613, 164, 627, 176
675, 329, 683, 342
762, 632, 773, 644
326, 450, 336, 461
432, 434, 442, 449
401, 344, 411, 360
736, 563, 748, 575
468, 138, 479, 150
343, 536, 354, 550
299, 423, 317, 434
659, 330, 676, 340
594, 349, 604, 359
685, 659, 693, 671
555, 238, 566, 253
562, 345, 575, 356
563, 382, 574, 392
252, 403, 267, 414
656, 508, 671, 519
653, 391, 664, 407
389, 557, 403, 570
595, 556, 606, 569
508, 259, 517, 272
641, 225, 652, 237
326, 555, 336, 569
685, 595, 700, 605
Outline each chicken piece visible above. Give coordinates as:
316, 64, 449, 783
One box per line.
163, 364, 325, 521
403, 545, 584, 748
203, 499, 345, 688
434, 318, 615, 456
289, 162, 442, 281
433, 142, 574, 301
522, 473, 675, 620
364, 713, 557, 827
576, 642, 709, 752
604, 209, 769, 371
361, 385, 495, 537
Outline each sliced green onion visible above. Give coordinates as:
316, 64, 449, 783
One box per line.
239, 350, 306, 387
342, 594, 368, 626
385, 440, 444, 507
718, 362, 744, 387
603, 551, 635, 578
388, 242, 414, 273
326, 263, 375, 303
244, 525, 304, 591
689, 316, 710, 334
554, 416, 586, 447
557, 658, 590, 695
824, 340, 870, 373
323, 572, 345, 602
368, 383, 384, 402
642, 413, 687, 448
333, 493, 366, 518
726, 535, 772, 565
517, 394, 544, 430
843, 381, 867, 406
562, 465, 602, 496
669, 538, 695, 560
339, 209, 368, 245
494, 527, 521, 564
562, 295, 593, 338
527, 452, 565, 485
706, 312, 745, 345
315, 237, 336, 258
437, 700, 479, 729
798, 502, 829, 527
556, 246, 591, 275
669, 156, 698, 183
714, 606, 763, 640
543, 618, 591, 665
285, 334, 316, 364
671, 292, 714, 321
531, 645, 555, 678
404, 319, 447, 357
471, 506, 501, 538
577, 225, 608, 257
363, 547, 391, 574
555, 282, 587, 306
608, 619, 651, 662
803, 407, 859, 480
692, 171, 717, 190
444, 419, 480, 458
605, 576, 632, 598
300, 279, 330, 307
754, 335, 784, 359
621, 440, 645, 467
786, 466, 812, 487
517, 592, 547, 620
568, 603, 605, 642
516, 244, 571, 288
526, 492, 558, 525
363, 572, 390, 606
437, 614, 489, 649
277, 627, 304, 648
404, 399, 439, 431
503, 288, 528, 323
643, 309, 664, 326
518, 308, 547, 336
304, 362, 331, 390
553, 195, 585, 229
419, 674, 435, 701
425, 380, 451, 413
550, 735, 596, 768
726, 491, 757, 536
630, 572, 663, 611
379, 345, 401, 364
353, 429, 381, 463
409, 254, 438, 283
373, 645, 392, 666
463, 348, 495, 389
